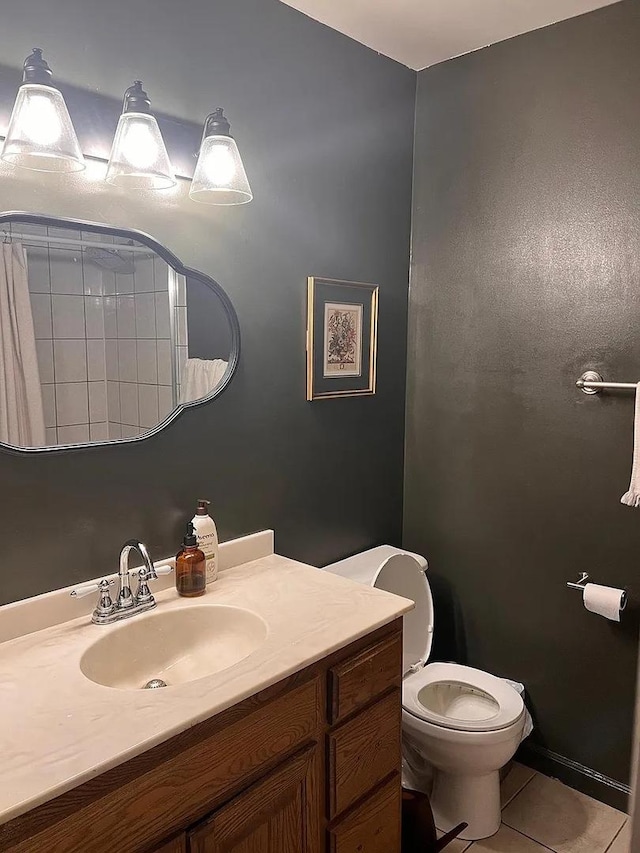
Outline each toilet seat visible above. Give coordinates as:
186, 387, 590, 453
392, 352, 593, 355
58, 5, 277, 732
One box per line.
370, 555, 523, 733
402, 662, 524, 733
324, 547, 525, 736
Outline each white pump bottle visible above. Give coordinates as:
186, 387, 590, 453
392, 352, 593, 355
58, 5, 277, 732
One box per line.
191, 499, 219, 584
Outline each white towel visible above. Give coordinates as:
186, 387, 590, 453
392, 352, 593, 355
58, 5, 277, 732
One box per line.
621, 381, 640, 507
179, 358, 228, 404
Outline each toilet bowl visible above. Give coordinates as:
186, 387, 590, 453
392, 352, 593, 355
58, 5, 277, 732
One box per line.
324, 546, 526, 841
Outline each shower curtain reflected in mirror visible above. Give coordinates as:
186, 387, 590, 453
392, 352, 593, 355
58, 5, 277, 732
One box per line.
179, 358, 228, 404
0, 243, 46, 446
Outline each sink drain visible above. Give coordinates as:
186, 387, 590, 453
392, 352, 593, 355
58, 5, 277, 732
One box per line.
143, 678, 168, 689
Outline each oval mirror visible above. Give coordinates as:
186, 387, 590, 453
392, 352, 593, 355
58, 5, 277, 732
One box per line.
0, 213, 239, 452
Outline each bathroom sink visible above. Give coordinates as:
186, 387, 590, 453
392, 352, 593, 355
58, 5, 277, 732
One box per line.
80, 605, 268, 690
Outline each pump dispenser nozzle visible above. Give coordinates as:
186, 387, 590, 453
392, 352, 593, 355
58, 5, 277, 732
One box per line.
183, 521, 198, 547
196, 499, 210, 516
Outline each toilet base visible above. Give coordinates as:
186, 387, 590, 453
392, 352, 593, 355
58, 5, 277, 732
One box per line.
431, 769, 501, 841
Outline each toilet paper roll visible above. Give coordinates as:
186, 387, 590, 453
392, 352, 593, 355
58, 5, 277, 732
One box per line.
583, 583, 627, 622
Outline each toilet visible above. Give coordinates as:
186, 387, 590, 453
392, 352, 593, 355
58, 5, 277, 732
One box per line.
324, 545, 525, 841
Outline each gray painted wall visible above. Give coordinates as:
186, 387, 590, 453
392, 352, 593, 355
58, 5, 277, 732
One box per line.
405, 0, 640, 795
0, 0, 415, 604
4, 0, 636, 808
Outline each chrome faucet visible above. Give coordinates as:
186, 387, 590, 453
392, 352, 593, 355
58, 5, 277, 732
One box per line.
71, 539, 173, 625
117, 539, 153, 610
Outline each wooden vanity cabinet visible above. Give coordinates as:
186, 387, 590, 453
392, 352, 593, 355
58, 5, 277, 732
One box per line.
152, 835, 187, 853
0, 619, 402, 853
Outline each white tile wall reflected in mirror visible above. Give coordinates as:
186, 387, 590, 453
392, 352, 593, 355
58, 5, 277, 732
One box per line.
0, 219, 235, 450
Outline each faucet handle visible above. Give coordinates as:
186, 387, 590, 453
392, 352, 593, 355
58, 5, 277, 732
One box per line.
151, 563, 174, 578
71, 578, 114, 599
135, 564, 173, 605
94, 579, 115, 618
71, 578, 115, 622
138, 562, 173, 582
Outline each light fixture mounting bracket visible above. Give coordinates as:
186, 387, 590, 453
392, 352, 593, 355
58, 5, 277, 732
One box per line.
203, 108, 232, 139
22, 48, 53, 87
122, 81, 152, 114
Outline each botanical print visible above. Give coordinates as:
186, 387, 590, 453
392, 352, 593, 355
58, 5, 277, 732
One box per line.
306, 277, 378, 401
323, 301, 363, 378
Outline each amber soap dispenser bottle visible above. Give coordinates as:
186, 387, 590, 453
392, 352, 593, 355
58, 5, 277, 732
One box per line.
175, 521, 207, 597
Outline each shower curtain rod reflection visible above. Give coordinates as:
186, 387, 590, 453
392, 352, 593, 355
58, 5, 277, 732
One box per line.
0, 231, 153, 254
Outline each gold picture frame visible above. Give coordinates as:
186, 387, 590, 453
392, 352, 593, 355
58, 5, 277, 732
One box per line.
306, 276, 379, 401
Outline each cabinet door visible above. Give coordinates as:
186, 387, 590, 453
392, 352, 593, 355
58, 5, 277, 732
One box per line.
328, 775, 401, 853
152, 833, 187, 853
188, 745, 320, 853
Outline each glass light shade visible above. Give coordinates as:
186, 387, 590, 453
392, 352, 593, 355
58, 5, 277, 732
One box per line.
189, 136, 253, 205
1, 84, 85, 172
105, 112, 175, 189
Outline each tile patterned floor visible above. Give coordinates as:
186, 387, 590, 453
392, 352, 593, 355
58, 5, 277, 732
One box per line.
439, 763, 629, 852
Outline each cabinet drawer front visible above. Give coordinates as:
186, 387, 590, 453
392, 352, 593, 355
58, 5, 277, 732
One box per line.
328, 691, 401, 819
328, 775, 401, 853
329, 634, 402, 724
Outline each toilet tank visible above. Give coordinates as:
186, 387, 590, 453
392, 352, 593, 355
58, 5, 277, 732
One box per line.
324, 545, 428, 586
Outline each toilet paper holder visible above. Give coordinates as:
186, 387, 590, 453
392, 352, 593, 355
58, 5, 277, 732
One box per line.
567, 572, 628, 607
567, 572, 628, 621
567, 572, 590, 591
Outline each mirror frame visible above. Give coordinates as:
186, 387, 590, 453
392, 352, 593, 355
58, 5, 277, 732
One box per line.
0, 211, 241, 454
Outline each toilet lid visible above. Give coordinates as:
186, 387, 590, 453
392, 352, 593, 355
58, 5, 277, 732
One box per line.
373, 554, 434, 674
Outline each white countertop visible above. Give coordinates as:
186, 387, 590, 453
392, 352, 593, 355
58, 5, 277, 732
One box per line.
0, 552, 412, 826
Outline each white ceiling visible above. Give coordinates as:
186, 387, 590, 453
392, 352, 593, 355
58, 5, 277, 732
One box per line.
279, 0, 621, 70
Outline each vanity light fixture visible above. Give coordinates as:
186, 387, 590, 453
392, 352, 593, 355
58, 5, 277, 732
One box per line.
105, 81, 176, 189
189, 108, 252, 205
0, 49, 85, 173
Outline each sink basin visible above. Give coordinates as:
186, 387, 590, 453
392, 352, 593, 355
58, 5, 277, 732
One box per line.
80, 605, 268, 690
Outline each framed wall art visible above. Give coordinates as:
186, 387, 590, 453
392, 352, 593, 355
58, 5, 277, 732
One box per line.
306, 277, 378, 400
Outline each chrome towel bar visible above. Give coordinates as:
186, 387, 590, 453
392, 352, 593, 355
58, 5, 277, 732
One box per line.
576, 371, 638, 394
